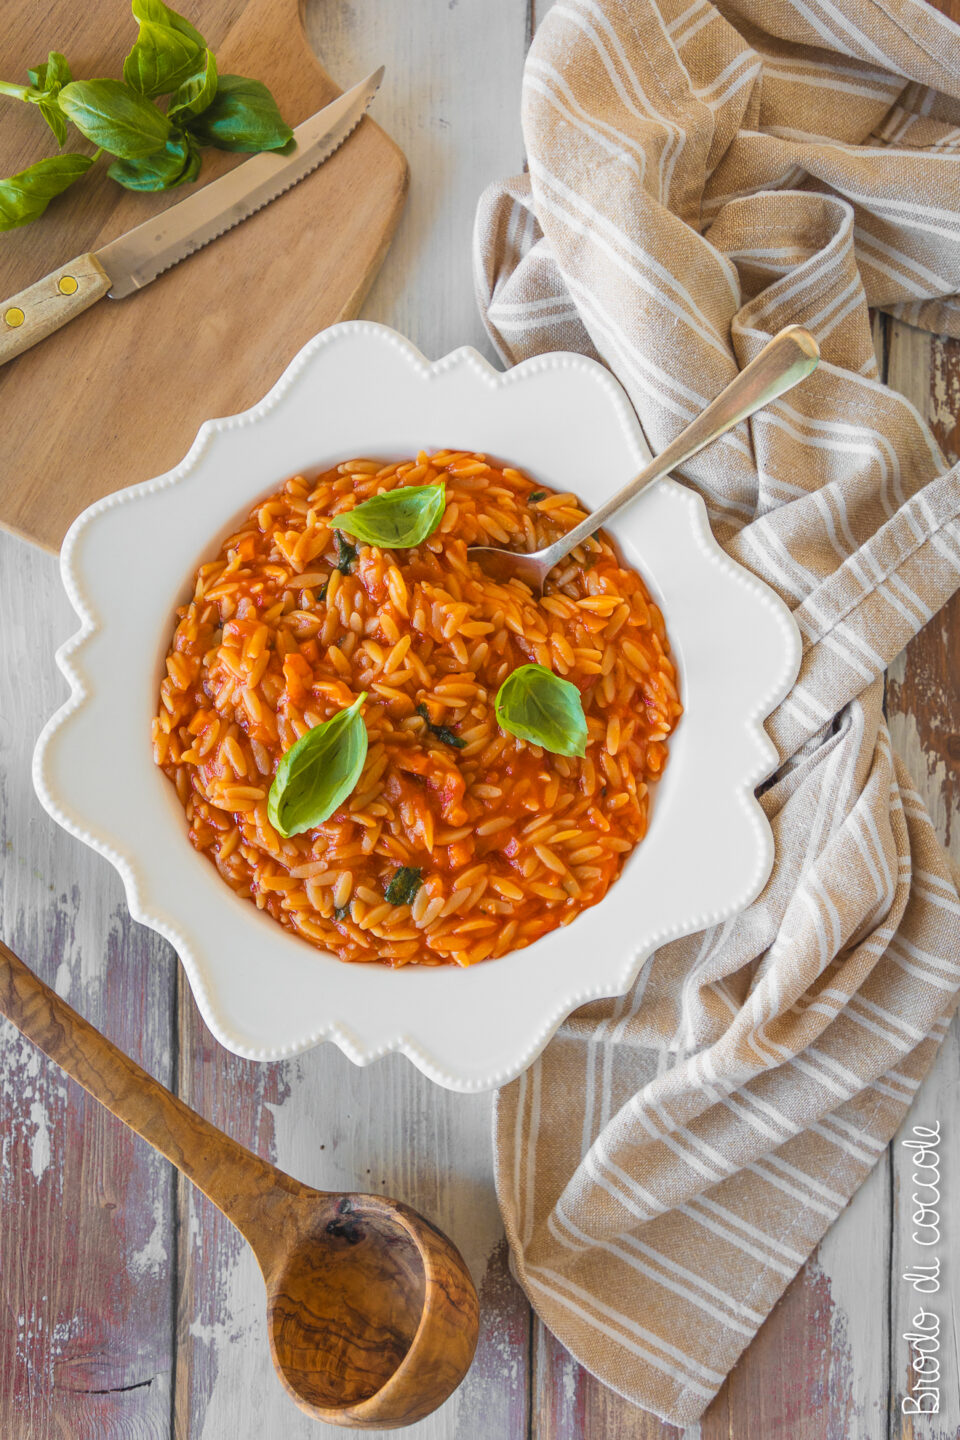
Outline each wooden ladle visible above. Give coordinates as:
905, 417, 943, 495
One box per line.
0, 940, 479, 1428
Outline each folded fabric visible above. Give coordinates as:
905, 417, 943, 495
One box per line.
473, 0, 960, 1423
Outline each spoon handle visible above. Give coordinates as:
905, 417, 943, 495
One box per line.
0, 939, 291, 1227
541, 324, 820, 567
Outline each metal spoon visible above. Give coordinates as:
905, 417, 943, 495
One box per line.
468, 324, 820, 593
0, 940, 479, 1429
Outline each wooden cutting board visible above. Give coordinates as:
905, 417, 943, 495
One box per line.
0, 0, 408, 552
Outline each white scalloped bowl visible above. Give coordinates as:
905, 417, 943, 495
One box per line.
33, 322, 799, 1092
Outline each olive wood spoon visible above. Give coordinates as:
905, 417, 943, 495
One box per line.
0, 939, 479, 1429
469, 323, 820, 592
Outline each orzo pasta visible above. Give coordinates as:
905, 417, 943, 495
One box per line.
152, 452, 682, 967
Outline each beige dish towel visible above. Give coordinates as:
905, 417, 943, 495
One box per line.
474, 0, 960, 1424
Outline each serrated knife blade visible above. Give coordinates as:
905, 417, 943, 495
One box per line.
100, 67, 384, 298
0, 68, 384, 366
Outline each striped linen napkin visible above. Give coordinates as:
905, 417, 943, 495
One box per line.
473, 0, 960, 1423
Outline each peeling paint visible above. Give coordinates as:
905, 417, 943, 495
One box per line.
0, 1023, 66, 1200
887, 602, 960, 853
130, 1198, 168, 1277
0, 510, 177, 1431
454, 1238, 528, 1438
929, 337, 960, 466
28, 1101, 51, 1181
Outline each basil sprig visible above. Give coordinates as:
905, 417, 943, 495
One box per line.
0, 51, 72, 142
0, 0, 292, 227
334, 482, 446, 550
267, 694, 368, 838
495, 664, 588, 758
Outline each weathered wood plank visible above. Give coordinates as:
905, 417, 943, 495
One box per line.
532, 1319, 689, 1438
173, 2, 532, 1437
699, 1156, 892, 1440
527, 962, 893, 1440
0, 531, 177, 1439
885, 321, 960, 1440
305, 0, 522, 366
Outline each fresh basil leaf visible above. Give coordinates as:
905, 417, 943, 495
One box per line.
168, 48, 217, 119
48, 50, 72, 89
495, 664, 588, 758
59, 79, 171, 158
28, 51, 72, 91
130, 0, 206, 49
528, 491, 547, 503
108, 130, 199, 190
38, 99, 68, 146
334, 532, 356, 574
334, 482, 446, 550
177, 132, 202, 184
123, 20, 204, 98
267, 693, 368, 837
384, 867, 423, 906
0, 153, 94, 230
416, 702, 465, 749
186, 74, 293, 152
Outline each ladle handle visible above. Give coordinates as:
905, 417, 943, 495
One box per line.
541, 324, 820, 567
0, 939, 292, 1230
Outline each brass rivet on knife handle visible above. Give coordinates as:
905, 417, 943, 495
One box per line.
0, 253, 111, 366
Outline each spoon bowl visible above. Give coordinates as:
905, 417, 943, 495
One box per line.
0, 939, 479, 1429
468, 324, 820, 594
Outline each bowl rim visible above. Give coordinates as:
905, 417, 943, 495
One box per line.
32, 321, 801, 1091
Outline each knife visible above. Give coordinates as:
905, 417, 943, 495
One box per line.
0, 67, 383, 367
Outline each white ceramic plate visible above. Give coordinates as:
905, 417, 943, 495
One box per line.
34, 322, 799, 1092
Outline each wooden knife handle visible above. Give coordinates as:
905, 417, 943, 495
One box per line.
0, 252, 111, 365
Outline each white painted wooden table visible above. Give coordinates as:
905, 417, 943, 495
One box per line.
1, 2, 959, 1437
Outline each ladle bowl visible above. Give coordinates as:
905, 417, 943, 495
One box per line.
0, 939, 479, 1428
